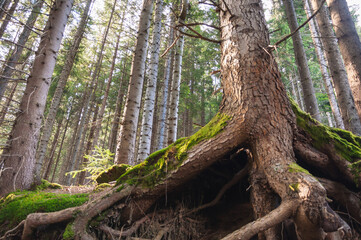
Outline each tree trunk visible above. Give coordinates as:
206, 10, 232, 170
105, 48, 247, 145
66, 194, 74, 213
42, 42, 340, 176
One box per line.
0, 0, 73, 196
0, 0, 20, 40
283, 0, 321, 121
137, 0, 164, 163
157, 16, 175, 150
167, 0, 188, 145
309, 0, 361, 135
0, 0, 11, 22
0, 0, 44, 99
115, 0, 154, 165
34, 0, 93, 184
303, 0, 344, 129
326, 0, 361, 121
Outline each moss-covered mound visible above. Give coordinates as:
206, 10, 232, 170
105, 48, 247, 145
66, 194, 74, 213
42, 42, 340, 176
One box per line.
96, 164, 131, 184
35, 179, 63, 190
291, 99, 361, 174
112, 113, 231, 188
0, 191, 89, 232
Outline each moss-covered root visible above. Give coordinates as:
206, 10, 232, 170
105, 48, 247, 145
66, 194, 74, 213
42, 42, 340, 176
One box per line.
95, 113, 231, 188
290, 99, 361, 180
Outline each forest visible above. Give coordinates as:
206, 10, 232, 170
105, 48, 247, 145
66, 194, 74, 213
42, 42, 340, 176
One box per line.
0, 0, 361, 239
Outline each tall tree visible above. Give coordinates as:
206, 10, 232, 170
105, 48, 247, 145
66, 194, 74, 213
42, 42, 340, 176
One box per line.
0, 0, 20, 40
137, 0, 164, 163
115, 0, 154, 165
326, 0, 361, 121
34, 0, 94, 183
283, 0, 321, 121
167, 0, 188, 145
303, 0, 344, 128
0, 0, 73, 196
310, 0, 361, 135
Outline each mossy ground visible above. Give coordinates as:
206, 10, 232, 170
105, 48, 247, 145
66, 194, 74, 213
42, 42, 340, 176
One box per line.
35, 179, 63, 191
107, 113, 231, 188
0, 190, 88, 232
290, 99, 361, 175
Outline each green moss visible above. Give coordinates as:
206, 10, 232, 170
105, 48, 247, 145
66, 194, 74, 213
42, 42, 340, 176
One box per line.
116, 113, 231, 188
290, 99, 361, 176
94, 183, 111, 192
288, 163, 311, 175
35, 179, 63, 190
0, 191, 89, 229
95, 164, 131, 184
63, 221, 74, 240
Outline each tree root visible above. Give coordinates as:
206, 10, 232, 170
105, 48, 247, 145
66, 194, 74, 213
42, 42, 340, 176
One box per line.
0, 220, 24, 240
221, 199, 300, 240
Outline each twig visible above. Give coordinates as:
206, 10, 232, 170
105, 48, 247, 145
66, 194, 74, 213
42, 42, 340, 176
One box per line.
160, 36, 180, 58
179, 22, 220, 30
268, 0, 326, 51
175, 27, 221, 44
0, 38, 36, 53
0, 220, 25, 240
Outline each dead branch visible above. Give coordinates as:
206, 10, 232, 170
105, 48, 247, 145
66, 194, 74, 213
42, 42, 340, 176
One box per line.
160, 36, 180, 58
178, 22, 221, 44
0, 38, 36, 53
178, 22, 220, 30
221, 199, 300, 240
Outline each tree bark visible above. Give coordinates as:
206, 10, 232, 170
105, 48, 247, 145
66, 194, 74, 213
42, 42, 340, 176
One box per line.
303, 0, 344, 129
283, 0, 321, 121
137, 0, 164, 163
326, 0, 361, 121
115, 0, 154, 165
309, 0, 361, 135
0, 0, 73, 196
34, 0, 94, 184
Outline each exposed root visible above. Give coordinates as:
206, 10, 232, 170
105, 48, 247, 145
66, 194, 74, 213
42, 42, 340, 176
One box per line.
221, 199, 300, 240
0, 220, 24, 240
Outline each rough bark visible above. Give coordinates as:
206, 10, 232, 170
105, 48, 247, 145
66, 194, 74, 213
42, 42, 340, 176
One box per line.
0, 0, 44, 99
303, 0, 344, 129
115, 0, 154, 165
283, 0, 321, 121
0, 0, 73, 196
309, 0, 361, 135
34, 0, 94, 184
326, 0, 361, 121
137, 0, 164, 163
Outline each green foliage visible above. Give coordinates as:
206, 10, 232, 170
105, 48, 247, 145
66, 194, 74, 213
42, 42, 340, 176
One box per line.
63, 221, 75, 240
115, 113, 231, 188
67, 146, 114, 182
0, 191, 88, 231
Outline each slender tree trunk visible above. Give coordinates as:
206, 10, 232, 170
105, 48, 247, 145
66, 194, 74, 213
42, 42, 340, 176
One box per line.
303, 0, 344, 129
115, 0, 154, 165
137, 0, 164, 163
34, 0, 93, 183
326, 0, 361, 121
283, 0, 321, 121
200, 78, 206, 126
0, 0, 44, 99
0, 0, 11, 21
0, 0, 73, 196
157, 17, 175, 150
0, 0, 19, 40
167, 0, 188, 145
309, 0, 361, 135
0, 81, 17, 125
295, 73, 305, 110
108, 55, 129, 154
42, 118, 63, 179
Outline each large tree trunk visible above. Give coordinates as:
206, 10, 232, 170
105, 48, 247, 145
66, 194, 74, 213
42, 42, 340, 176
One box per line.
283, 0, 321, 121
2, 0, 360, 239
326, 0, 361, 121
0, 0, 73, 196
115, 0, 154, 165
309, 0, 361, 135
137, 0, 164, 163
34, 0, 93, 184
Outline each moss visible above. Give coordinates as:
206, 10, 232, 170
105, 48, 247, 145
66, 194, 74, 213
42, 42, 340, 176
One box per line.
288, 163, 312, 175
96, 164, 131, 184
35, 179, 63, 191
63, 221, 75, 240
290, 99, 361, 176
94, 183, 111, 192
115, 113, 231, 188
0, 191, 89, 229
